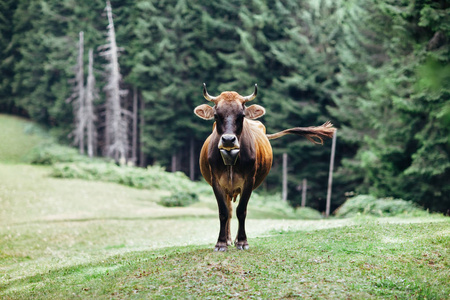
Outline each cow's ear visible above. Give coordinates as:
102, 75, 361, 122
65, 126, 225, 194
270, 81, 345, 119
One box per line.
245, 104, 265, 119
194, 104, 215, 120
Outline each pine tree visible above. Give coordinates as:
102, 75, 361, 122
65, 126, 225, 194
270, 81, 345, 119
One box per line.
330, 0, 450, 212
251, 0, 346, 210
128, 0, 221, 169
0, 0, 19, 113
11, 0, 74, 129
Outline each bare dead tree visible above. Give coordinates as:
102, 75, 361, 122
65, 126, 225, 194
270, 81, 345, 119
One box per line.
67, 31, 86, 154
85, 48, 98, 158
99, 0, 129, 162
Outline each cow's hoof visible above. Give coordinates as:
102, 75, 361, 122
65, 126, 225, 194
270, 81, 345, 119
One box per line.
214, 242, 228, 252
235, 241, 249, 250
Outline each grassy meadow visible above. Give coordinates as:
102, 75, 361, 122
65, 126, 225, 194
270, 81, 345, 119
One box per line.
0, 114, 449, 299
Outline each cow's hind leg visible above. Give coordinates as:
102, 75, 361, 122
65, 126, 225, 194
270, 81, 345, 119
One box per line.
235, 182, 253, 250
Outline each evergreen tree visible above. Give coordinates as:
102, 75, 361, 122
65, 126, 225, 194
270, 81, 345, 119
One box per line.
362, 0, 449, 211
2, 0, 448, 212
0, 0, 19, 113
331, 0, 450, 211
253, 0, 347, 210
11, 1, 72, 128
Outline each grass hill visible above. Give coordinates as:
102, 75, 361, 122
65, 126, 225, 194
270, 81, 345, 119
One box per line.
0, 114, 449, 299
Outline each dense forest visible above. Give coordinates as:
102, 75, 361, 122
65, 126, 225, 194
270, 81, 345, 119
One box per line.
0, 0, 449, 212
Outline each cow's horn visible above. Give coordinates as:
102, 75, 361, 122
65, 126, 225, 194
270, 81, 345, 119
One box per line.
243, 84, 257, 102
203, 83, 218, 102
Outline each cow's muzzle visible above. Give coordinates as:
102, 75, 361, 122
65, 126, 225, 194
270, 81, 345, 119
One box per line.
218, 134, 240, 165
220, 149, 239, 165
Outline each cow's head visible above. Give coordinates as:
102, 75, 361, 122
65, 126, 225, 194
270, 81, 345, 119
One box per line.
194, 83, 265, 165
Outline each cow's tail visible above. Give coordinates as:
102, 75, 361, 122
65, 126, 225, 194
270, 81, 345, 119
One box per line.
266, 121, 336, 145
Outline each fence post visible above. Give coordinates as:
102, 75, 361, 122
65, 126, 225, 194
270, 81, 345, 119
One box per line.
282, 153, 288, 202
301, 179, 307, 207
326, 131, 337, 217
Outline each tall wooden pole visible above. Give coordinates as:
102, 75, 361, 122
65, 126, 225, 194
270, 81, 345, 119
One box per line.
301, 178, 307, 207
132, 87, 138, 164
282, 153, 288, 202
77, 31, 85, 154
171, 153, 177, 172
189, 137, 195, 180
326, 131, 337, 217
139, 92, 146, 167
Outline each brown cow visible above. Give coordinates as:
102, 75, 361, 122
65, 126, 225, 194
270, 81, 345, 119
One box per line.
194, 84, 335, 251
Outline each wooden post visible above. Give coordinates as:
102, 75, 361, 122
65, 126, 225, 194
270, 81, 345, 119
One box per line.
131, 87, 138, 164
139, 91, 146, 167
282, 153, 288, 202
171, 153, 177, 172
189, 137, 195, 180
77, 31, 85, 154
301, 178, 307, 207
326, 131, 337, 217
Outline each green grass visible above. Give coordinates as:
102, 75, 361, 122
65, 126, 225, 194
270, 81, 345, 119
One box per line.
2, 218, 448, 299
1, 114, 449, 299
0, 114, 49, 163
1, 164, 448, 299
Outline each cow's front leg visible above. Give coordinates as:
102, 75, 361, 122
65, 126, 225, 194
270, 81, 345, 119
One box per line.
235, 180, 254, 250
212, 179, 230, 252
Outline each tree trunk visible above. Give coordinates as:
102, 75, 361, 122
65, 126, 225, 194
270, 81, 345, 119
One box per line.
104, 103, 110, 157
100, 0, 129, 162
69, 31, 85, 154
78, 32, 85, 154
85, 48, 97, 158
